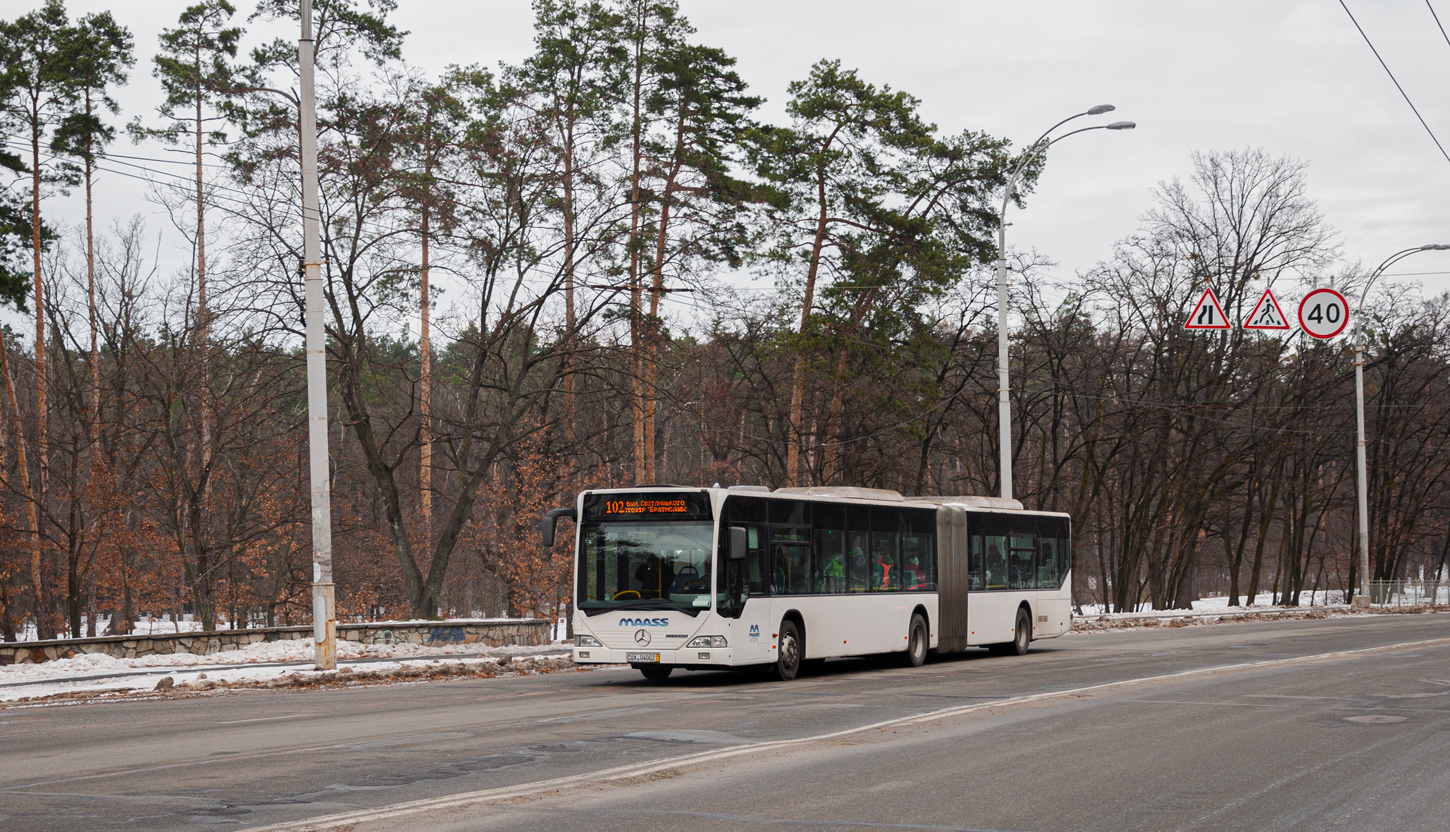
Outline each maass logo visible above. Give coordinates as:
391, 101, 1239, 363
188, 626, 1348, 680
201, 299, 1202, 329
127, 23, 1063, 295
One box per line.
619, 617, 669, 627
748, 623, 760, 642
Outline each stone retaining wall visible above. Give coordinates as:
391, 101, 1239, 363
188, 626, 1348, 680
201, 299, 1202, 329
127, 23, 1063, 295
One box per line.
0, 619, 552, 665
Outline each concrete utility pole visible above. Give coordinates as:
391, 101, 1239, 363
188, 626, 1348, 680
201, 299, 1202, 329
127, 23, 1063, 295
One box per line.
300, 0, 336, 669
994, 106, 1133, 500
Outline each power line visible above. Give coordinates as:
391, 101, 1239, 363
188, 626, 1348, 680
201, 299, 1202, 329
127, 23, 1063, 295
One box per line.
1382, 269, 1450, 277
1338, 0, 1450, 166
3, 137, 420, 248
1429, 0, 1450, 49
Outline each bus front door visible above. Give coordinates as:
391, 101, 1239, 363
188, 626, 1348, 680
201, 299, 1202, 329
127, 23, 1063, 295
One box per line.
735, 528, 775, 665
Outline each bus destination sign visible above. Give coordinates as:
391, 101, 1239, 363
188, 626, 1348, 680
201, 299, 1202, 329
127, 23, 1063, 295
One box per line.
583, 491, 712, 522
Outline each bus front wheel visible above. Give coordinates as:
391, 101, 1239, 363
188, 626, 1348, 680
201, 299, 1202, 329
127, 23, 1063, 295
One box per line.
770, 620, 802, 681
639, 665, 673, 681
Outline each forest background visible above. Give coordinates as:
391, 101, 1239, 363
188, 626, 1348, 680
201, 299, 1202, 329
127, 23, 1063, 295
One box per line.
3, 0, 1449, 641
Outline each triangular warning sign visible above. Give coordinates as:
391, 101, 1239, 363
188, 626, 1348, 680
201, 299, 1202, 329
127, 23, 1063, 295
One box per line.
1243, 288, 1290, 330
1185, 287, 1230, 330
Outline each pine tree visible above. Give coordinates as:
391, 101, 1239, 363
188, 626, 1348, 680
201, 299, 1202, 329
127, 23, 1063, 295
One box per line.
52, 11, 133, 447
49, 12, 132, 637
751, 60, 1011, 485
395, 68, 485, 560
134, 0, 245, 631
518, 0, 626, 448
0, 0, 82, 639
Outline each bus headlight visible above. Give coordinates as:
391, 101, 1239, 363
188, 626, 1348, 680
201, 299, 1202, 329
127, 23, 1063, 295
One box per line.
686, 635, 727, 648
576, 635, 601, 647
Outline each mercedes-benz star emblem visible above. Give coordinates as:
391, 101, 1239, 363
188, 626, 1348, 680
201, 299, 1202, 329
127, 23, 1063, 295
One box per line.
634, 629, 652, 646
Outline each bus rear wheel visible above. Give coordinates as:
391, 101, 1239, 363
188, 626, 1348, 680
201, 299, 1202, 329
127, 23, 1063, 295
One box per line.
989, 608, 1032, 656
901, 614, 927, 667
770, 620, 802, 681
1008, 608, 1032, 655
639, 665, 673, 681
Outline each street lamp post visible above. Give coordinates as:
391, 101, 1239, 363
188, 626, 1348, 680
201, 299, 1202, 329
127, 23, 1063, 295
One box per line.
1351, 244, 1450, 608
995, 108, 1135, 500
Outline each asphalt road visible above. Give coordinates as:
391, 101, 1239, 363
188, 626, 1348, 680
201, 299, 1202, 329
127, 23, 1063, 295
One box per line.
2, 613, 1447, 832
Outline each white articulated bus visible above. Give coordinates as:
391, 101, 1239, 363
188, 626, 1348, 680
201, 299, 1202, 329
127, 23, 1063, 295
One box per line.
542, 485, 1071, 682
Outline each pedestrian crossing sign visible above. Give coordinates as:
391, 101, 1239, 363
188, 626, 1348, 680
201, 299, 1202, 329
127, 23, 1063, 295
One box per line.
1243, 288, 1290, 330
1184, 287, 1230, 330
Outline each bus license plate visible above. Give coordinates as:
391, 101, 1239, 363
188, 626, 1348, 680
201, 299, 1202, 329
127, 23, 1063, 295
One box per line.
626, 653, 659, 663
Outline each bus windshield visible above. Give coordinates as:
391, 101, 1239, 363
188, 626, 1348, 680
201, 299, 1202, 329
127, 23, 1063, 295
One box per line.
577, 520, 714, 615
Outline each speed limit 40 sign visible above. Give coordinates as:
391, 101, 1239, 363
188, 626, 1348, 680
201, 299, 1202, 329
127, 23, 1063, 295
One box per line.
1297, 288, 1349, 339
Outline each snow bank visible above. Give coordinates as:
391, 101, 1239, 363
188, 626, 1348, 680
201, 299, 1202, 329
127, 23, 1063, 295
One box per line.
0, 637, 573, 703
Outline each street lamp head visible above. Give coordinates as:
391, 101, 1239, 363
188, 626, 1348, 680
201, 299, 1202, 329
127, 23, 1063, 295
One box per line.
1087, 104, 1116, 115
1419, 243, 1450, 250
1106, 121, 1136, 130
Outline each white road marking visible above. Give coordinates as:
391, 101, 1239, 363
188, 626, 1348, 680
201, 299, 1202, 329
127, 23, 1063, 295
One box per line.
1243, 694, 1361, 701
250, 635, 1450, 832
216, 714, 315, 726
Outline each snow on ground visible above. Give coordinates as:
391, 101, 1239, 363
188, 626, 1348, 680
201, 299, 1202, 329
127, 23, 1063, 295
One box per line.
1076, 591, 1351, 616
12, 616, 212, 642
14, 614, 561, 642
0, 637, 577, 704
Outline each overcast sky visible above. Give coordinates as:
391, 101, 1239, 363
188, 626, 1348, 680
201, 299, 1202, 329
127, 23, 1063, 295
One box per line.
9, 0, 1450, 333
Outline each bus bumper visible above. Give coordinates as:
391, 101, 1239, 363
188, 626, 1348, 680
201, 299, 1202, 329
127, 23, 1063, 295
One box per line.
572, 646, 734, 667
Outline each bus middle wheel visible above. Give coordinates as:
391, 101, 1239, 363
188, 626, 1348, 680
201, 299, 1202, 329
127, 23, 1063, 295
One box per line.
901, 613, 927, 667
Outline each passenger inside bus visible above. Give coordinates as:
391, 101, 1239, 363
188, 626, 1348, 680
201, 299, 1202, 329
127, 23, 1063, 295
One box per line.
1010, 549, 1032, 589
985, 544, 1003, 589
872, 554, 893, 590
849, 535, 869, 592
820, 552, 844, 592
903, 554, 924, 589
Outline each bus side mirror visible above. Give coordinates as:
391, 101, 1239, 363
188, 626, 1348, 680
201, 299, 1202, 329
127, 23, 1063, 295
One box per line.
729, 526, 748, 561
542, 507, 576, 548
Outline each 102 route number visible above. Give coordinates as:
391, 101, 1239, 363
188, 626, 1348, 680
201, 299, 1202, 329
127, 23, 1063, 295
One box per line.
1297, 288, 1349, 339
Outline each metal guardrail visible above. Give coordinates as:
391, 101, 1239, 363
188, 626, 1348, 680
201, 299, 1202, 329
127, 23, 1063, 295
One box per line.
1365, 580, 1450, 607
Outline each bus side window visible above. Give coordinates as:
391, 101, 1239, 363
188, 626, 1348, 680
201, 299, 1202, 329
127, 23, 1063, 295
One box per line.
746, 526, 767, 596
984, 536, 1008, 589
812, 503, 846, 594
772, 541, 810, 595
870, 529, 899, 591
846, 531, 871, 592
846, 505, 871, 593
815, 529, 845, 593
869, 507, 900, 591
903, 509, 935, 591
968, 534, 983, 591
1038, 538, 1059, 588
1008, 535, 1034, 589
